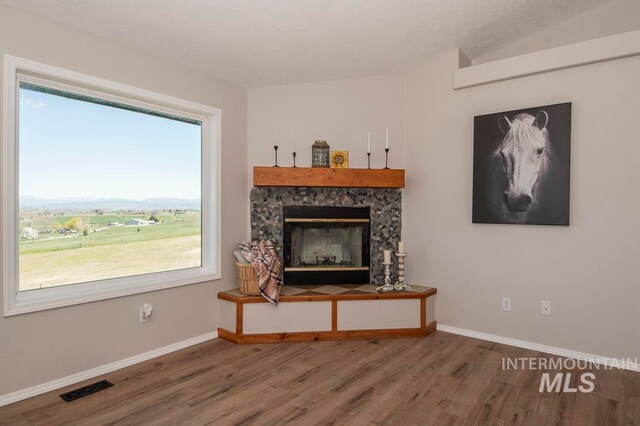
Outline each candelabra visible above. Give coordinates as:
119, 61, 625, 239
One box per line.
292, 151, 297, 168
377, 261, 395, 293
384, 148, 390, 169
394, 253, 411, 291
273, 145, 279, 167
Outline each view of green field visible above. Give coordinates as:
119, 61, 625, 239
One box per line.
17, 82, 203, 292
19, 211, 201, 290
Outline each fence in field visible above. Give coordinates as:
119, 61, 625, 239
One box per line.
21, 241, 100, 253
19, 233, 199, 254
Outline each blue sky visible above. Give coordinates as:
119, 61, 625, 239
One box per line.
19, 87, 201, 200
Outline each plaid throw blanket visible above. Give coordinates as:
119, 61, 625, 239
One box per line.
239, 241, 283, 305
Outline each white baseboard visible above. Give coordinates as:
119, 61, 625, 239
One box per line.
0, 331, 218, 408
437, 324, 639, 373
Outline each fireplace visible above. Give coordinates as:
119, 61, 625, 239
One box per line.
283, 206, 370, 285
251, 187, 401, 285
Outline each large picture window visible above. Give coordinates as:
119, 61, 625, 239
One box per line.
3, 56, 221, 315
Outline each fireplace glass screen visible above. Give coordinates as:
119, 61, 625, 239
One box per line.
289, 222, 364, 269
283, 206, 370, 285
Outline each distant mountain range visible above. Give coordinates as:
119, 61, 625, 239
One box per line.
19, 196, 201, 211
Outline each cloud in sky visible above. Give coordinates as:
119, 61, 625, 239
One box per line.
20, 98, 45, 109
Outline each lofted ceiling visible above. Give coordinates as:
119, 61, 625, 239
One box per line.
0, 0, 610, 88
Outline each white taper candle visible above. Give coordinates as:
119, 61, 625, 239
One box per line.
384, 250, 391, 264
385, 127, 389, 149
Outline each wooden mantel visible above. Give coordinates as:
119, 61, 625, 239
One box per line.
253, 166, 405, 188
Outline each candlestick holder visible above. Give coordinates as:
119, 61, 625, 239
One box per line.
394, 253, 411, 291
292, 151, 297, 168
384, 148, 390, 169
273, 145, 279, 167
377, 262, 395, 293
367, 152, 371, 169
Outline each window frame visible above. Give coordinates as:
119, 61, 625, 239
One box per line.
3, 55, 222, 316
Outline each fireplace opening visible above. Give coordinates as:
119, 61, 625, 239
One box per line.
283, 206, 370, 285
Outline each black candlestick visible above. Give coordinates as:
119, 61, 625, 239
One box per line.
367, 152, 371, 169
273, 145, 279, 167
384, 148, 390, 169
292, 152, 297, 168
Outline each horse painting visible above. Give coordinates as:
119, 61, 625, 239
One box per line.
473, 103, 571, 226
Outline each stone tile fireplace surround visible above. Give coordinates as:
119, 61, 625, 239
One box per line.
250, 187, 401, 285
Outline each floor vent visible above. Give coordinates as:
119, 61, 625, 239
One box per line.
59, 380, 114, 402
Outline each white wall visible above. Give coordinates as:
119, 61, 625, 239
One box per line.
475, 0, 640, 64
0, 6, 247, 397
245, 39, 640, 360
403, 49, 640, 359
247, 74, 405, 175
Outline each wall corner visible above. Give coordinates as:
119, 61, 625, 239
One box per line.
457, 49, 472, 69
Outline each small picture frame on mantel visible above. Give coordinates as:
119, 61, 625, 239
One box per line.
330, 151, 349, 169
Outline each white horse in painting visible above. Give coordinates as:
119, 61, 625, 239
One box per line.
490, 110, 551, 223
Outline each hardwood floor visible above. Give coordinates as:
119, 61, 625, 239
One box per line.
1, 331, 638, 425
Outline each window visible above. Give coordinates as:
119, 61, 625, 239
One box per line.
3, 56, 221, 315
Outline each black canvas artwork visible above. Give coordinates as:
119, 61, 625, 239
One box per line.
472, 103, 571, 226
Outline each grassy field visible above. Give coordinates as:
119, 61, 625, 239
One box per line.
20, 235, 201, 290
18, 211, 201, 290
20, 218, 200, 253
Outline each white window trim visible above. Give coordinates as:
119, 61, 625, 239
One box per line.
2, 55, 222, 316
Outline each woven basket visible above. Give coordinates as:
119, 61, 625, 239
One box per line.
235, 262, 260, 295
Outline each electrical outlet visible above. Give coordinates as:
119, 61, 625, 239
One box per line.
541, 301, 551, 316
502, 297, 511, 312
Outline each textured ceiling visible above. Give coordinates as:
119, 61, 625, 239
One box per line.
0, 0, 609, 87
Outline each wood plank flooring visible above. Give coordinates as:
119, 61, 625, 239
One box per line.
1, 331, 638, 425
